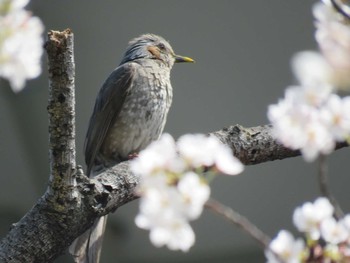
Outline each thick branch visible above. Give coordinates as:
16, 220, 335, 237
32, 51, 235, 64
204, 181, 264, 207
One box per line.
0, 164, 138, 263
1, 124, 347, 262
212, 124, 295, 165
0, 29, 78, 263
212, 124, 348, 165
46, 29, 76, 201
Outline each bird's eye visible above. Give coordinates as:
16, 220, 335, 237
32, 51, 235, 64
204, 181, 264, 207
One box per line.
158, 43, 166, 50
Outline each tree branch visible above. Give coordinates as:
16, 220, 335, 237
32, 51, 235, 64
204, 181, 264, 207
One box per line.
0, 29, 79, 263
0, 29, 348, 262
46, 28, 76, 202
212, 125, 348, 165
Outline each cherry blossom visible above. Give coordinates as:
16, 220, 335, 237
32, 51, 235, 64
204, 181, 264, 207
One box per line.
265, 230, 306, 263
0, 0, 44, 92
132, 133, 243, 251
320, 217, 349, 244
293, 197, 334, 240
177, 133, 243, 175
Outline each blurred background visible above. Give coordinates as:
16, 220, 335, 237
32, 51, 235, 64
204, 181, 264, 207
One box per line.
0, 0, 349, 262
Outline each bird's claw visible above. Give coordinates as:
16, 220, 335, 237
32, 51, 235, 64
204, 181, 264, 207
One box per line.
128, 153, 139, 160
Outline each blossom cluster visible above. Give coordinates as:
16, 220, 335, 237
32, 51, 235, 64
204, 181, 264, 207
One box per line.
131, 133, 244, 251
0, 0, 44, 92
268, 0, 350, 162
266, 198, 350, 263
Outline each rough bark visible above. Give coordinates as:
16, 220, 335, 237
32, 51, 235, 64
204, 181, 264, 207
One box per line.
0, 29, 348, 262
46, 29, 76, 202
212, 125, 348, 165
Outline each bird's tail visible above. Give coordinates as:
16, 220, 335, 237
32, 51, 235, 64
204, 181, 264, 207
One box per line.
69, 215, 108, 263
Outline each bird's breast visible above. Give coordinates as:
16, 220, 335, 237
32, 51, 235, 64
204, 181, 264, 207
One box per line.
102, 66, 173, 162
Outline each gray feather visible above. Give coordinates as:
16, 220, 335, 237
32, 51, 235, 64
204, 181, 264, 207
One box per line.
84, 63, 135, 175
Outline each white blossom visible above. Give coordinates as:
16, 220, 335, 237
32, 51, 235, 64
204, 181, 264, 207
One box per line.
293, 197, 334, 240
313, 1, 350, 89
293, 83, 332, 108
299, 116, 335, 161
177, 133, 243, 175
214, 145, 244, 175
0, 0, 30, 13
268, 95, 307, 150
291, 51, 333, 88
135, 186, 183, 230
149, 218, 195, 252
268, 3, 350, 160
268, 85, 335, 161
0, 0, 44, 92
177, 171, 210, 220
268, 47, 350, 161
131, 133, 183, 175
341, 214, 350, 231
177, 134, 221, 167
320, 217, 349, 244
135, 186, 195, 252
265, 230, 305, 263
133, 133, 245, 251
321, 95, 350, 141
135, 174, 204, 251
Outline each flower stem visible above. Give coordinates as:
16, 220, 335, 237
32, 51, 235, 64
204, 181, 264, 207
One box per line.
205, 198, 271, 248
317, 154, 343, 219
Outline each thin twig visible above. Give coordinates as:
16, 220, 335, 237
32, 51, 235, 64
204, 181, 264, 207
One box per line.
205, 198, 271, 248
318, 154, 330, 197
330, 0, 350, 20
317, 154, 344, 219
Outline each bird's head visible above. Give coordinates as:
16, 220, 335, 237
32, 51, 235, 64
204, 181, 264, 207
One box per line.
120, 34, 194, 68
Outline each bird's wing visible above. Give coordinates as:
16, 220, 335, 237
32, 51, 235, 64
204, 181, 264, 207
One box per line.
84, 63, 136, 175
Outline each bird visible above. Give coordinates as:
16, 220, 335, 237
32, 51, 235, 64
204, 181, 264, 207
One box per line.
69, 33, 194, 263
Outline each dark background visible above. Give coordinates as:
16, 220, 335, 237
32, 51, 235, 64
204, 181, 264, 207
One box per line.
0, 1, 349, 262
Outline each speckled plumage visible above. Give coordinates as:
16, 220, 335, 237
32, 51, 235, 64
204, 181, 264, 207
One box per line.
98, 59, 173, 172
70, 34, 193, 263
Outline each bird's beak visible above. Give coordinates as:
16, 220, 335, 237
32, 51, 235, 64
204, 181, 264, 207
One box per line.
174, 55, 195, 63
